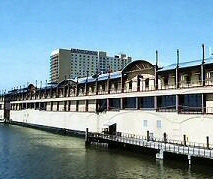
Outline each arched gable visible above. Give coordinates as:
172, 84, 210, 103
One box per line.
122, 60, 155, 79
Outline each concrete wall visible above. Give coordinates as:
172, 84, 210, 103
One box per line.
101, 110, 213, 144
10, 110, 102, 132
10, 109, 213, 145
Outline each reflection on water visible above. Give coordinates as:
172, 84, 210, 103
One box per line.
0, 124, 213, 179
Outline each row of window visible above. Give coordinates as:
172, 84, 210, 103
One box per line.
108, 95, 202, 109
71, 54, 98, 58
162, 72, 213, 85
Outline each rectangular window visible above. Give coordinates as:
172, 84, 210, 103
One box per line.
157, 120, 161, 128
143, 120, 147, 128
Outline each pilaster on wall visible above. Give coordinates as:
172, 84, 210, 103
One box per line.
154, 96, 157, 111
85, 100, 88, 112
201, 44, 205, 87
176, 95, 179, 112
120, 98, 123, 110
107, 98, 110, 110
202, 93, 206, 114
136, 97, 139, 110
155, 50, 158, 90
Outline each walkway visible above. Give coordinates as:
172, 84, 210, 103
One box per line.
87, 132, 213, 164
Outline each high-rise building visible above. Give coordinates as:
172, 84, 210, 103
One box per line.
98, 52, 132, 73
50, 48, 132, 83
50, 49, 71, 83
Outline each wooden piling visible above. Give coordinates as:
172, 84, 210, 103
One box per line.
85, 128, 90, 146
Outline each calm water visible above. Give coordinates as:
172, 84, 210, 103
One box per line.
0, 124, 213, 179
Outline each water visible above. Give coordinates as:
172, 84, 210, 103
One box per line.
0, 124, 213, 179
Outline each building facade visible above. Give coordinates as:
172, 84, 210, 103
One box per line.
50, 48, 132, 83
98, 51, 132, 74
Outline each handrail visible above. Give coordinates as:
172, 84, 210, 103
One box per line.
88, 132, 213, 150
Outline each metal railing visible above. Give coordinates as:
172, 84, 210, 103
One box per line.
88, 132, 213, 159
157, 105, 176, 112
89, 132, 213, 149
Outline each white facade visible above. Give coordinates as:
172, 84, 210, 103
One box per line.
10, 109, 213, 145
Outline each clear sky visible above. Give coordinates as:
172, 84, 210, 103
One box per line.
1, 0, 213, 91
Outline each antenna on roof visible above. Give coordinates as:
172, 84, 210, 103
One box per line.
202, 44, 205, 64
177, 49, 180, 67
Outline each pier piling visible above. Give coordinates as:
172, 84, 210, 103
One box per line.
156, 149, 164, 160
188, 155, 191, 165
147, 131, 150, 141
183, 134, 186, 146
85, 128, 90, 146
207, 136, 209, 149
163, 132, 167, 143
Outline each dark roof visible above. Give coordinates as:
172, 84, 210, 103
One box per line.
76, 71, 121, 84
159, 57, 213, 72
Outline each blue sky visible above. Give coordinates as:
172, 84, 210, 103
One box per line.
1, 0, 213, 91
